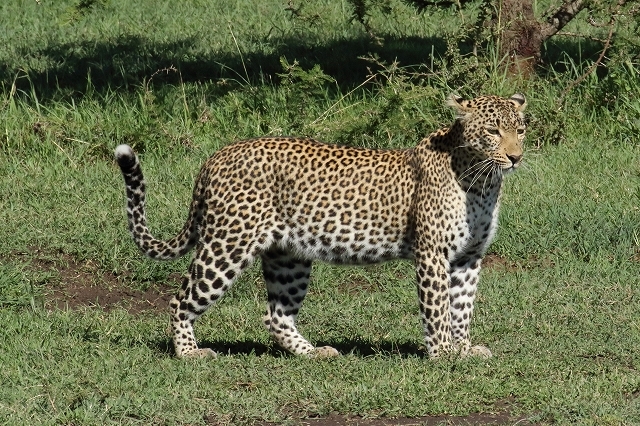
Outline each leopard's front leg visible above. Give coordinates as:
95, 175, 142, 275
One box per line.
449, 256, 492, 358
415, 248, 454, 358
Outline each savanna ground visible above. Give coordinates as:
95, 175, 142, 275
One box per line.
1, 0, 640, 425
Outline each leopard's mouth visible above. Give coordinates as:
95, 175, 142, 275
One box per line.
496, 153, 522, 171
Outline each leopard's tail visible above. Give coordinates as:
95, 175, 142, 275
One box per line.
114, 144, 201, 260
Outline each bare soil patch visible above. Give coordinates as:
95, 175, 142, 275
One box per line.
13, 248, 177, 315
47, 271, 176, 315
482, 254, 518, 271
483, 253, 554, 271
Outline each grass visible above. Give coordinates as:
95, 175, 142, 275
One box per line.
1, 0, 640, 424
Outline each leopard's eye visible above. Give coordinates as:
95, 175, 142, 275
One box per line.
485, 127, 500, 136
516, 128, 526, 135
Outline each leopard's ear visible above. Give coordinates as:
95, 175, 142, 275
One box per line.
446, 93, 473, 120
445, 93, 464, 107
509, 93, 527, 111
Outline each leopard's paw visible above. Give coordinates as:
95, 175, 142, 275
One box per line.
309, 346, 340, 359
466, 345, 492, 358
430, 341, 492, 359
178, 348, 217, 359
456, 342, 492, 359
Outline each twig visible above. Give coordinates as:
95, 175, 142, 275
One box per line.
556, 24, 613, 107
143, 65, 177, 94
554, 31, 608, 43
541, 0, 587, 38
228, 24, 250, 85
149, 65, 177, 80
556, 1, 623, 108
310, 73, 377, 125
284, 0, 302, 17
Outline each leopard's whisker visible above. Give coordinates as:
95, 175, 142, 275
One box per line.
465, 162, 490, 189
466, 161, 494, 194
484, 162, 502, 197
458, 158, 492, 182
469, 159, 493, 183
480, 164, 494, 197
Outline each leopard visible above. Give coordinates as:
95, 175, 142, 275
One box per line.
115, 93, 527, 360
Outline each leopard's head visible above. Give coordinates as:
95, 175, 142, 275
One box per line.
447, 93, 527, 171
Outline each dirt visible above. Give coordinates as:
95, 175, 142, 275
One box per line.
48, 273, 176, 314
481, 254, 517, 271
16, 248, 177, 315
12, 249, 537, 425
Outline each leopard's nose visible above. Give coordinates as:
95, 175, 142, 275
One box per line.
506, 153, 522, 167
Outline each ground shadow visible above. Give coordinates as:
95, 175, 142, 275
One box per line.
148, 337, 281, 357
539, 36, 609, 78
3, 33, 447, 103
316, 338, 426, 358
3, 27, 610, 105
147, 336, 425, 358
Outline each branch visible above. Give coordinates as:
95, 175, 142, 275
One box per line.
540, 0, 587, 38
555, 0, 626, 107
556, 22, 613, 107
555, 31, 609, 43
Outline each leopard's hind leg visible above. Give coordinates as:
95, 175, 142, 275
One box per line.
170, 240, 257, 358
261, 249, 339, 358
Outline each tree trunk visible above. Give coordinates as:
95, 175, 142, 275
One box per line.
494, 0, 588, 77
497, 0, 544, 76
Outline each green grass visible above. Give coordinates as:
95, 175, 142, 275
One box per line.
1, 0, 640, 424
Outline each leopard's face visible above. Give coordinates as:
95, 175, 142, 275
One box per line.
447, 94, 527, 171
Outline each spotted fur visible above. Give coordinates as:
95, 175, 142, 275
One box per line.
115, 93, 527, 359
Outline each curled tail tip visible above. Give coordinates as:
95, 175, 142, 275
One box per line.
115, 144, 134, 159
115, 144, 136, 170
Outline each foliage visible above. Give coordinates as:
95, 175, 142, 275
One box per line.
67, 0, 109, 21
277, 57, 336, 134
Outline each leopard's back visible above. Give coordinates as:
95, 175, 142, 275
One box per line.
197, 137, 418, 264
